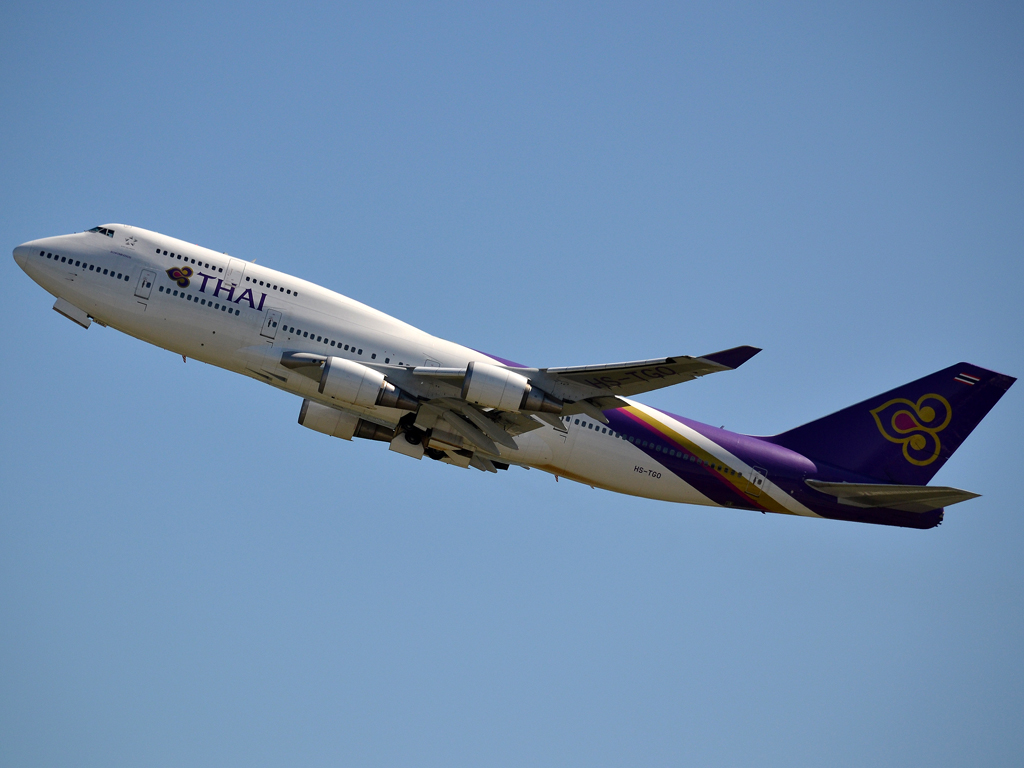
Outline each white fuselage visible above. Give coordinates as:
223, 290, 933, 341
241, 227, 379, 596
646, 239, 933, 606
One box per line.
14, 224, 815, 517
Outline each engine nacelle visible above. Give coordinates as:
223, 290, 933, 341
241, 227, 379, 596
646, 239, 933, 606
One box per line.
461, 362, 528, 410
318, 356, 418, 410
298, 399, 362, 440
460, 361, 563, 414
298, 399, 397, 443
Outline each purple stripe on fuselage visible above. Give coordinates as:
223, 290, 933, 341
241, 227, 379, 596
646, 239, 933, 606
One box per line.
651, 408, 818, 479
640, 406, 943, 529
472, 349, 528, 368
605, 408, 762, 510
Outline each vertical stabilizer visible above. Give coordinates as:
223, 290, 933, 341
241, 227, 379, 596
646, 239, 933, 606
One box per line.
769, 363, 1014, 485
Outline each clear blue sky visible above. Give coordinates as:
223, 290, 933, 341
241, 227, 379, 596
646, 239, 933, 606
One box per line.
2, 2, 1022, 766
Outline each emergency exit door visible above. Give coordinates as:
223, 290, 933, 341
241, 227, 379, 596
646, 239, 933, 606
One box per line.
261, 309, 282, 339
134, 269, 156, 299
746, 467, 767, 497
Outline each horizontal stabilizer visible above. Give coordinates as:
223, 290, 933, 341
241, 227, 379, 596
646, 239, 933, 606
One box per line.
805, 480, 980, 513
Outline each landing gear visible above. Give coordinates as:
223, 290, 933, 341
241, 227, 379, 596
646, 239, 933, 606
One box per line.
397, 413, 426, 445
404, 428, 425, 445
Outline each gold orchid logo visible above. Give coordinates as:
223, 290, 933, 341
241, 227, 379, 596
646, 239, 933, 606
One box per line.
165, 265, 193, 287
870, 393, 952, 466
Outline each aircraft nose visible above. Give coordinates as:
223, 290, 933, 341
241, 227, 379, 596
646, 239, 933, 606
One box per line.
13, 243, 32, 269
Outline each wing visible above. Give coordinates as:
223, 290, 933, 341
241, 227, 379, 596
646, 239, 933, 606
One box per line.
536, 345, 762, 399
279, 345, 759, 461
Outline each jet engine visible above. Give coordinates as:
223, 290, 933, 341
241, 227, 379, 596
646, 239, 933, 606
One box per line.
319, 356, 418, 410
299, 399, 361, 439
298, 399, 396, 442
461, 361, 563, 414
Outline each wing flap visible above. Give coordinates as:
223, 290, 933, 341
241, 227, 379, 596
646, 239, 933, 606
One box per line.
805, 480, 980, 513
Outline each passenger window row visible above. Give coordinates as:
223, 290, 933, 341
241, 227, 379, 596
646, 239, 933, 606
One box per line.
157, 284, 242, 315
283, 325, 361, 355
569, 417, 627, 441
157, 249, 224, 274
41, 251, 129, 281
246, 275, 297, 297
565, 416, 741, 475
156, 247, 301, 297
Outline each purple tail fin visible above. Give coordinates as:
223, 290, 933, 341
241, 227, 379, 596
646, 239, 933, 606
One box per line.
768, 363, 1015, 485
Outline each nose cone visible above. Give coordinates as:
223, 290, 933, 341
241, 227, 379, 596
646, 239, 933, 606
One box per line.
13, 243, 32, 269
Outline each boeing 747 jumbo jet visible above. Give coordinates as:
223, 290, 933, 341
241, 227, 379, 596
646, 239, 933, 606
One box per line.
14, 224, 1015, 529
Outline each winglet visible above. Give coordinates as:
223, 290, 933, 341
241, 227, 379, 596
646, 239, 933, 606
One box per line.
699, 345, 761, 370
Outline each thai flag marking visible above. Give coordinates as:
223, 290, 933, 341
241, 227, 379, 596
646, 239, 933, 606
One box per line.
954, 373, 980, 385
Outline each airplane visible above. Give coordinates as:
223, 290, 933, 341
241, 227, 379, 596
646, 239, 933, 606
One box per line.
13, 224, 1015, 530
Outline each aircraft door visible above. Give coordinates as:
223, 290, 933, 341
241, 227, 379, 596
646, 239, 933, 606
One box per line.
261, 309, 282, 339
223, 259, 245, 291
135, 269, 156, 299
746, 466, 767, 497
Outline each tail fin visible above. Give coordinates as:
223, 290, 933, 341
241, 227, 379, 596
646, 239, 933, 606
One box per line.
769, 363, 1015, 485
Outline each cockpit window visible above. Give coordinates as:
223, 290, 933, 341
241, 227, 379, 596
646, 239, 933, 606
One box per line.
87, 226, 115, 237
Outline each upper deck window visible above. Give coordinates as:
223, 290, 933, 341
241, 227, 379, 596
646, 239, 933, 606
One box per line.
87, 226, 115, 237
